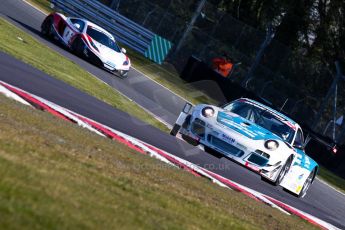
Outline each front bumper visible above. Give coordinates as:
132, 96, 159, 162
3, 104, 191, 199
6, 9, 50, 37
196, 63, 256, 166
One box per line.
103, 61, 130, 72
180, 116, 283, 178
82, 47, 130, 72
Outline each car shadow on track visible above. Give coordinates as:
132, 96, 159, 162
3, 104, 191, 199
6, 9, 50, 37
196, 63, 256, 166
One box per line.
7, 16, 40, 35
6, 15, 71, 51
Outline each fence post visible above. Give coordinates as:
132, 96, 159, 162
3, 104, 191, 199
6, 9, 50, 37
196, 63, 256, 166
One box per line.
110, 0, 121, 11
311, 61, 342, 132
241, 24, 275, 87
173, 0, 207, 54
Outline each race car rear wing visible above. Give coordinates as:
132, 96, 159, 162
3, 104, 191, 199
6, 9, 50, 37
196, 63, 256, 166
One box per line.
304, 129, 338, 154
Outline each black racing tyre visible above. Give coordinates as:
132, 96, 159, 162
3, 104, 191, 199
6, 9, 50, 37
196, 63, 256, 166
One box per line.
181, 134, 199, 146
273, 156, 293, 186
204, 146, 223, 158
41, 16, 53, 38
118, 70, 129, 78
298, 168, 316, 198
170, 124, 180, 136
182, 115, 191, 129
71, 36, 84, 56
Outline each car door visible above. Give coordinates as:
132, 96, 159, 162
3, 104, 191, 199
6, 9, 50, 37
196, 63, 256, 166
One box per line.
62, 26, 75, 45
62, 19, 81, 45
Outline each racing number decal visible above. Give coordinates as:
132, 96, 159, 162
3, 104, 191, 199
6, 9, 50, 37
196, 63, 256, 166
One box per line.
63, 27, 74, 43
304, 155, 311, 168
295, 153, 311, 169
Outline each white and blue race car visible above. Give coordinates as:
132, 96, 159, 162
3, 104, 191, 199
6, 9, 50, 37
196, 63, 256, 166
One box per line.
171, 98, 318, 198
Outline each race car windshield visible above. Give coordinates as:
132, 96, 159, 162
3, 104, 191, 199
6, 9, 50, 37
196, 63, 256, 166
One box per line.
70, 18, 85, 32
223, 101, 295, 143
87, 27, 121, 52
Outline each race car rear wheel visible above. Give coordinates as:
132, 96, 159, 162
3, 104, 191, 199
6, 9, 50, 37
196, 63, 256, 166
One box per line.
298, 168, 316, 198
41, 16, 53, 38
170, 124, 180, 136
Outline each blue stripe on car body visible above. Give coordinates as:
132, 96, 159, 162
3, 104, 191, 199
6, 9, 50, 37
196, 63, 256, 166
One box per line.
294, 148, 318, 171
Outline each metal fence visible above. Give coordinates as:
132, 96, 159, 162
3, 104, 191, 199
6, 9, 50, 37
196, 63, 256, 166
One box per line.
101, 0, 345, 144
51, 0, 173, 64
101, 0, 194, 43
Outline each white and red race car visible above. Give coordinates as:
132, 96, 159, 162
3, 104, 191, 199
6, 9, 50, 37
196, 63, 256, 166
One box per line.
41, 12, 131, 78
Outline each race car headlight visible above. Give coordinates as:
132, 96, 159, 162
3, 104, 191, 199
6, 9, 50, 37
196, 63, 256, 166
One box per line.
264, 140, 279, 151
202, 107, 215, 118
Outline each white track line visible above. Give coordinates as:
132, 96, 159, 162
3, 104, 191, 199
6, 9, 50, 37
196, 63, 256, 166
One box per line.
131, 66, 193, 104
23, 0, 48, 15
0, 84, 32, 106
100, 79, 172, 129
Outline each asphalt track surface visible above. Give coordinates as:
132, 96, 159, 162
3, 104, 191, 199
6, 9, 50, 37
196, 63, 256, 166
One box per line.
1, 0, 345, 228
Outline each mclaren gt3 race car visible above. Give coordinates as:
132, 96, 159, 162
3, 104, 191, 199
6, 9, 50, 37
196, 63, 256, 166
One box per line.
171, 98, 318, 198
41, 12, 131, 78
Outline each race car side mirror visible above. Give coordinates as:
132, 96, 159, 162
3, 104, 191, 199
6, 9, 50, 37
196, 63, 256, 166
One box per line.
293, 143, 304, 150
121, 48, 126, 54
183, 103, 193, 114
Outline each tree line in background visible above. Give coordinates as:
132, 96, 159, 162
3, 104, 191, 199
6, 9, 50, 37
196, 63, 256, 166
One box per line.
110, 0, 345, 69
101, 0, 345, 96
213, 0, 345, 68
212, 0, 345, 137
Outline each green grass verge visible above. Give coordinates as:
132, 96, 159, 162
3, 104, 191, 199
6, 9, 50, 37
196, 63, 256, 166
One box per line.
0, 94, 317, 229
0, 18, 168, 132
26, 0, 52, 14
318, 167, 345, 194
26, 0, 216, 105
128, 53, 217, 105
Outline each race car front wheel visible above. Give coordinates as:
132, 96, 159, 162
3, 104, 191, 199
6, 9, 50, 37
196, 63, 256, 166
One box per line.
273, 156, 293, 185
170, 124, 180, 136
181, 134, 199, 146
298, 168, 316, 198
118, 70, 128, 78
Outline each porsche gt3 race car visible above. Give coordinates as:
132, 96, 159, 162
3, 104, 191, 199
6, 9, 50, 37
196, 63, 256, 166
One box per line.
171, 98, 318, 198
41, 12, 131, 78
